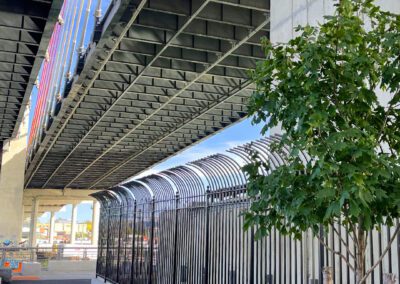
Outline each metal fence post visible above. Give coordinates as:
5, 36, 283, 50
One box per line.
250, 226, 255, 284
204, 189, 210, 284
148, 198, 156, 284
116, 205, 123, 283
130, 201, 137, 284
319, 225, 325, 283
173, 193, 179, 283
104, 206, 111, 283
122, 200, 130, 283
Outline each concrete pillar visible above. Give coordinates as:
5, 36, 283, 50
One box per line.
70, 202, 78, 244
92, 201, 100, 246
29, 197, 39, 246
0, 107, 29, 242
49, 211, 56, 244
21, 206, 26, 231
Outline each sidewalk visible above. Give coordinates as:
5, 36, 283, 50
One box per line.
13, 280, 91, 284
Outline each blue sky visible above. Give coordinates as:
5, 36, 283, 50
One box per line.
39, 202, 93, 224
134, 118, 264, 178
35, 0, 265, 223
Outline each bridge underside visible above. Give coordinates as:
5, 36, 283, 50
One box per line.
26, 0, 270, 190
0, 0, 61, 141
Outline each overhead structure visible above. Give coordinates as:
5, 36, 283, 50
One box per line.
22, 188, 101, 217
25, 0, 270, 189
0, 0, 62, 141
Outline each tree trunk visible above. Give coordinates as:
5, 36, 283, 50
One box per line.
356, 226, 366, 283
323, 267, 333, 284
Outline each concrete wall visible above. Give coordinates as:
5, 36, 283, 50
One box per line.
271, 0, 336, 44
271, 0, 399, 44
0, 107, 29, 241
269, 0, 400, 135
48, 260, 96, 272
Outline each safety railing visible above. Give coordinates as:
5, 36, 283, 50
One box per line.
0, 246, 97, 271
91, 135, 400, 284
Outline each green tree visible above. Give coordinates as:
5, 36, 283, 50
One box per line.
244, 0, 400, 282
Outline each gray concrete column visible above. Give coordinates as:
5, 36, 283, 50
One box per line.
92, 201, 100, 245
70, 203, 78, 244
0, 107, 29, 242
49, 211, 56, 244
29, 197, 39, 246
21, 206, 26, 232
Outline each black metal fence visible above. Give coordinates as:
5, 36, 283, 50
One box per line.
92, 136, 400, 284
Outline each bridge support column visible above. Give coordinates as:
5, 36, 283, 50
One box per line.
92, 201, 100, 245
49, 210, 56, 244
29, 197, 39, 246
0, 108, 28, 242
70, 202, 78, 244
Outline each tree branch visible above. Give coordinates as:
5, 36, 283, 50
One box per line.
332, 224, 356, 259
316, 234, 355, 272
352, 227, 360, 263
360, 223, 400, 283
343, 208, 359, 249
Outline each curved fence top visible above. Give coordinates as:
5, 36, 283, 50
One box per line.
91, 135, 305, 205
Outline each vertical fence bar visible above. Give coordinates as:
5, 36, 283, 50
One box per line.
250, 226, 255, 284
397, 220, 400, 281
104, 206, 111, 283
319, 226, 325, 283
148, 198, 156, 284
130, 201, 137, 284
204, 189, 210, 284
173, 194, 179, 283
116, 205, 123, 283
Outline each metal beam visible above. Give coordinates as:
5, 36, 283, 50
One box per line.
0, 1, 52, 19
90, 80, 251, 187
24, 188, 102, 198
40, 0, 212, 188
26, 1, 269, 189
25, 0, 149, 187
67, 16, 269, 188
11, 0, 63, 141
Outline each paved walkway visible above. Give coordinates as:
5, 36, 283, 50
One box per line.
13, 280, 91, 284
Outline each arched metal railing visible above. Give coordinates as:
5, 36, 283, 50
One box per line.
91, 135, 400, 284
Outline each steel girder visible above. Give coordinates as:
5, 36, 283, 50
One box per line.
0, 0, 62, 141
26, 0, 270, 189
